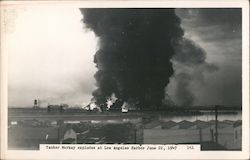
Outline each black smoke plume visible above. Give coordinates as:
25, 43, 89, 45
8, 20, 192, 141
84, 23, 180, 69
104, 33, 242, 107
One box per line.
80, 8, 183, 109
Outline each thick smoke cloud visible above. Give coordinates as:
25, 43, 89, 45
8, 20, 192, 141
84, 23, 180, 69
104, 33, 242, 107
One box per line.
168, 38, 218, 106
80, 8, 218, 109
80, 9, 183, 109
173, 72, 194, 105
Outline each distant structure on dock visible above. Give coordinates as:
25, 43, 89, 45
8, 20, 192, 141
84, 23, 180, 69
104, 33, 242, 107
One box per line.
47, 104, 69, 113
33, 99, 40, 109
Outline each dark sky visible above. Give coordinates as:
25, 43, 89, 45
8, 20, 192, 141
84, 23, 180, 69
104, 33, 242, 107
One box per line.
169, 8, 242, 106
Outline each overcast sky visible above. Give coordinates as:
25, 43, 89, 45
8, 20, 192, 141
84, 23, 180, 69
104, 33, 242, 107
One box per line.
6, 7, 242, 107
7, 7, 98, 107
175, 9, 242, 106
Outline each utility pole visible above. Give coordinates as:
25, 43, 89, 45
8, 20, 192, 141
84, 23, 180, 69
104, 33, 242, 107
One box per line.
199, 128, 202, 144
134, 128, 137, 143
215, 105, 218, 148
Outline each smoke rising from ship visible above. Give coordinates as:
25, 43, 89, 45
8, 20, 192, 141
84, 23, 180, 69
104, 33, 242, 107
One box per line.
169, 38, 218, 106
80, 8, 217, 109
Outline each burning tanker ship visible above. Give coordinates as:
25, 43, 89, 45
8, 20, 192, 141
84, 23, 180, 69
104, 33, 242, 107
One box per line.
80, 8, 217, 113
